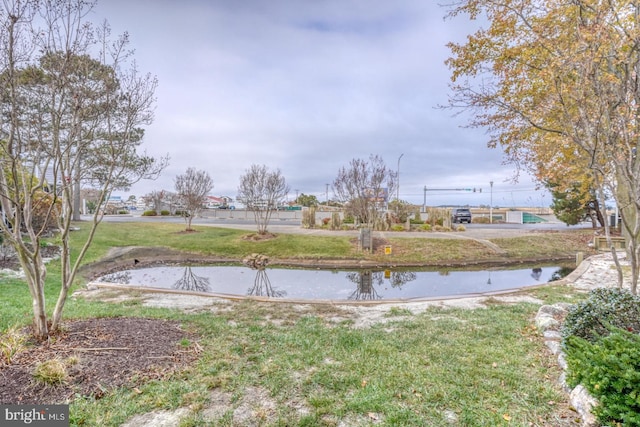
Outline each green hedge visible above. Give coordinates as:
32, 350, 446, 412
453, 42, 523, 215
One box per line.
561, 288, 640, 342
565, 328, 640, 426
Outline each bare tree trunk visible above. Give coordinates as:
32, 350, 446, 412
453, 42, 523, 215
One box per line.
72, 161, 81, 220
17, 249, 48, 339
596, 180, 625, 289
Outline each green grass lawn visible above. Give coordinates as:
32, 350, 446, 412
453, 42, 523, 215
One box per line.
65, 298, 576, 426
0, 222, 591, 426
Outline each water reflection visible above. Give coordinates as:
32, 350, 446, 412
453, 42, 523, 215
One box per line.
389, 271, 417, 288
247, 269, 287, 298
94, 263, 573, 301
346, 270, 380, 300
346, 270, 418, 300
549, 266, 575, 281
173, 266, 210, 292
243, 254, 286, 298
531, 267, 542, 280
99, 270, 132, 284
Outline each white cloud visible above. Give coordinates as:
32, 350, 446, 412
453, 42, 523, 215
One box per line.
92, 0, 549, 206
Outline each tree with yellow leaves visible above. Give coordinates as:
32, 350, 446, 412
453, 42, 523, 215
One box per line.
446, 0, 640, 293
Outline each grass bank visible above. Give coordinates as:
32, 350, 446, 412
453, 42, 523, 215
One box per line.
71, 222, 594, 267
0, 222, 594, 426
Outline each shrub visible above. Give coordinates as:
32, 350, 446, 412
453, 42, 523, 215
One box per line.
391, 224, 405, 232
142, 210, 157, 216
330, 212, 341, 230
424, 207, 448, 226
30, 190, 60, 234
33, 359, 68, 384
301, 209, 316, 228
565, 328, 640, 426
455, 225, 466, 232
160, 210, 170, 216
0, 326, 27, 365
420, 224, 432, 231
561, 288, 640, 343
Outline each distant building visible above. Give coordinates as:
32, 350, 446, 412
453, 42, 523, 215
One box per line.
204, 195, 234, 209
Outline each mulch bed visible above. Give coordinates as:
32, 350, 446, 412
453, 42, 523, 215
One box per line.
0, 318, 198, 404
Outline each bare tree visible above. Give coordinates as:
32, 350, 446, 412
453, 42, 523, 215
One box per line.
174, 167, 213, 231
0, 0, 168, 339
332, 155, 396, 229
142, 190, 166, 214
237, 164, 289, 235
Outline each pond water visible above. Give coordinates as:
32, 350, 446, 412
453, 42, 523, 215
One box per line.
94, 264, 572, 301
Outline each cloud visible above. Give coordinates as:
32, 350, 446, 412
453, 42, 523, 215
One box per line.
92, 0, 549, 206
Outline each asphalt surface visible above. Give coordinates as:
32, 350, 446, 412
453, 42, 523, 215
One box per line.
96, 213, 594, 240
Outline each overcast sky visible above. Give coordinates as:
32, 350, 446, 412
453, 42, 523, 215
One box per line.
91, 0, 549, 208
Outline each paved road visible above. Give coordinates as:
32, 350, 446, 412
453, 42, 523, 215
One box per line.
95, 213, 593, 240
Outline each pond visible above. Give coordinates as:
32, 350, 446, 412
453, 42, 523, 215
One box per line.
93, 264, 573, 301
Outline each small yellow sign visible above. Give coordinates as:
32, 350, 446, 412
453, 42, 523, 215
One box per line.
384, 245, 392, 255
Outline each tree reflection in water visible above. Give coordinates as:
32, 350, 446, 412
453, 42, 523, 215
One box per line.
388, 271, 417, 288
247, 269, 287, 298
243, 253, 286, 298
173, 266, 211, 292
345, 270, 417, 300
549, 266, 574, 281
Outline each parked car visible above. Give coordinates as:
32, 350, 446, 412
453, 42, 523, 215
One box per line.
451, 208, 472, 224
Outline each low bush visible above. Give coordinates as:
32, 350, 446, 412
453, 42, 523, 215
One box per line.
473, 217, 490, 224
160, 210, 170, 216
0, 325, 27, 365
561, 288, 640, 343
33, 359, 68, 385
420, 224, 432, 231
565, 328, 640, 426
391, 224, 405, 231
142, 210, 157, 216
455, 225, 466, 232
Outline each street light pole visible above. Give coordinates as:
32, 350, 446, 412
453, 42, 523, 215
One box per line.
325, 183, 329, 207
489, 181, 494, 224
396, 153, 404, 201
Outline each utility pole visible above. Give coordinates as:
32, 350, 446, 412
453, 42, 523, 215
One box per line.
423, 185, 427, 212
490, 181, 494, 224
325, 183, 329, 207
396, 153, 404, 201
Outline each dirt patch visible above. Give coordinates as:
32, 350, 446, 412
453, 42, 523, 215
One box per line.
0, 318, 198, 404
241, 232, 277, 241
0, 244, 60, 271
